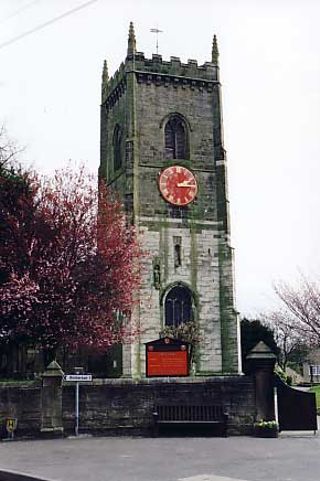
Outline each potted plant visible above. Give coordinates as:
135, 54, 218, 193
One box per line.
253, 419, 279, 438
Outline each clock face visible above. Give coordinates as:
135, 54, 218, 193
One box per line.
158, 166, 197, 206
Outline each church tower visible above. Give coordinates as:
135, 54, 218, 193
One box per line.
99, 23, 241, 377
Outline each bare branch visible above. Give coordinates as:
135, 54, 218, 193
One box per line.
0, 125, 24, 169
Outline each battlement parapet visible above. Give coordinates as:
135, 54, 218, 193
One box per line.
107, 62, 126, 93
131, 52, 218, 81
107, 52, 217, 81
103, 52, 219, 109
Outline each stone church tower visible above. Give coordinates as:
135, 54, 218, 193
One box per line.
99, 23, 241, 378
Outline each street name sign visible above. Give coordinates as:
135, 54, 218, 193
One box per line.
64, 373, 92, 436
64, 374, 93, 382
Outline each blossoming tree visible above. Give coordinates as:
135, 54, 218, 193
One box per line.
0, 164, 141, 367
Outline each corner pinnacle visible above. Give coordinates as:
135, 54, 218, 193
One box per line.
102, 59, 108, 83
127, 21, 137, 55
212, 34, 219, 64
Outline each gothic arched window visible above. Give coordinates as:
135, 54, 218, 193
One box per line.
165, 285, 194, 327
164, 116, 188, 160
113, 124, 122, 171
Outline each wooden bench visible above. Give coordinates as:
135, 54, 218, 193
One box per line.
152, 404, 228, 437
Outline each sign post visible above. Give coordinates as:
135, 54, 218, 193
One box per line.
64, 373, 92, 436
75, 380, 79, 436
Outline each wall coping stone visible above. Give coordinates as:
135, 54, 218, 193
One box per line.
79, 374, 248, 386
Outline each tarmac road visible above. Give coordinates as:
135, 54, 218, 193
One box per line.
0, 433, 319, 481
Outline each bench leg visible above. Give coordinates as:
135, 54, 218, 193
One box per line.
152, 414, 159, 437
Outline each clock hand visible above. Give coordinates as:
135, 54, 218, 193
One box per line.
177, 181, 194, 187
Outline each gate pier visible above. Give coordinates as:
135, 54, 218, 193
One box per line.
246, 341, 277, 421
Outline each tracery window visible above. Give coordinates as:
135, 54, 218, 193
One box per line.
165, 285, 194, 327
113, 124, 122, 171
164, 116, 188, 160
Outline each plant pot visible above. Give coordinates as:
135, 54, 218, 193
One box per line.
253, 427, 278, 438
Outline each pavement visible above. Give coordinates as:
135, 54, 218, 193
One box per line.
0, 432, 320, 481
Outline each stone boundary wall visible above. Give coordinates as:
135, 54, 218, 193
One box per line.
0, 376, 255, 438
0, 384, 41, 438
63, 376, 255, 436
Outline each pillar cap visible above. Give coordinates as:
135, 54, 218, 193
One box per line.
246, 341, 277, 361
43, 360, 64, 377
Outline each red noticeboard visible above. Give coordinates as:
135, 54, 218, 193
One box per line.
146, 337, 190, 377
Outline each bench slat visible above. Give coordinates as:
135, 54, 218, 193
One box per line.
153, 404, 228, 437
154, 404, 227, 422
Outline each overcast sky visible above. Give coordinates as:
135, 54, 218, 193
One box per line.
1, 0, 320, 316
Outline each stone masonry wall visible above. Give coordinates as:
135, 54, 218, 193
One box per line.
0, 376, 255, 437
0, 383, 41, 438
100, 49, 240, 377
128, 76, 239, 376
136, 81, 217, 220
136, 220, 224, 376
62, 376, 255, 436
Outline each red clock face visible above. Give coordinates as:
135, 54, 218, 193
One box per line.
158, 166, 197, 206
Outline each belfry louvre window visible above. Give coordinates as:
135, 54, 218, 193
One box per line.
165, 285, 193, 327
113, 124, 122, 171
164, 116, 188, 160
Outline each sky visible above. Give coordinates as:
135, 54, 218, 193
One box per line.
1, 0, 320, 316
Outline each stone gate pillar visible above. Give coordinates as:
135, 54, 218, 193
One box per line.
40, 360, 64, 437
246, 341, 277, 421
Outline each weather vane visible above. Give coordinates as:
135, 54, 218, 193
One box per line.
150, 27, 163, 54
